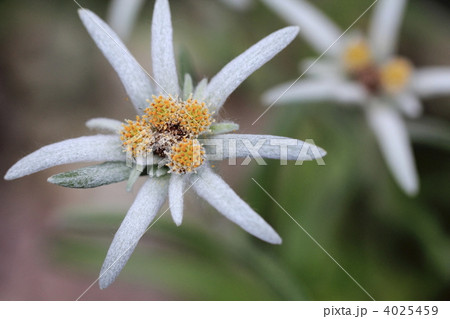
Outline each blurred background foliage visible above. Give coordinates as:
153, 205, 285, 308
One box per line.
0, 0, 449, 300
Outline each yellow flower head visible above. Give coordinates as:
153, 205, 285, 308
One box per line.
179, 98, 212, 136
120, 116, 153, 158
145, 95, 180, 131
343, 40, 372, 71
167, 138, 205, 174
380, 58, 413, 94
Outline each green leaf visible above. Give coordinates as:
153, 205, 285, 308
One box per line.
207, 122, 239, 135
48, 162, 131, 188
126, 164, 144, 192
183, 73, 194, 100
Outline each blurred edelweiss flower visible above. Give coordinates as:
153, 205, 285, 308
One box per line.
262, 0, 450, 196
107, 0, 145, 40
4, 0, 326, 288
108, 0, 253, 40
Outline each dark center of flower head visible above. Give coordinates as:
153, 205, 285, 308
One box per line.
354, 65, 381, 94
343, 40, 413, 95
120, 95, 213, 174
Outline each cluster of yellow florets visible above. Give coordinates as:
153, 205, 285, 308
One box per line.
120, 116, 153, 158
380, 58, 412, 94
120, 95, 212, 174
145, 95, 179, 131
144, 95, 212, 135
344, 40, 372, 72
343, 40, 412, 94
167, 138, 206, 174
179, 98, 212, 135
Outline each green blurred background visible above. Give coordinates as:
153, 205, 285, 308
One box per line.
0, 0, 449, 300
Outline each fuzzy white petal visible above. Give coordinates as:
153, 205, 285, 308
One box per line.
193, 166, 281, 244
86, 118, 123, 134
262, 80, 367, 106
205, 26, 299, 111
369, 0, 407, 61
366, 100, 419, 196
79, 9, 153, 113
300, 58, 344, 80
107, 0, 145, 40
261, 0, 342, 55
99, 176, 169, 289
5, 135, 124, 180
151, 0, 180, 96
169, 173, 185, 226
411, 68, 450, 98
202, 134, 326, 161
394, 92, 423, 118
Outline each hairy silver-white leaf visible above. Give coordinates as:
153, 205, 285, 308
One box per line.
193, 166, 281, 244
151, 0, 180, 96
5, 135, 124, 180
205, 26, 299, 111
99, 176, 169, 289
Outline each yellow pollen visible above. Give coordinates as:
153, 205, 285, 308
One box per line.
344, 40, 372, 71
380, 58, 412, 94
167, 138, 205, 174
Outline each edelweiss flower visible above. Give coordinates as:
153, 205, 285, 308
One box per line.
108, 0, 253, 40
262, 0, 450, 196
5, 0, 325, 288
